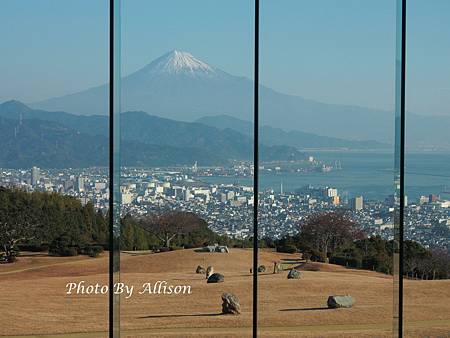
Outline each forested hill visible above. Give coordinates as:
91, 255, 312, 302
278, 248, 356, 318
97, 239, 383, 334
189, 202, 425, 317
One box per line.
0, 101, 305, 168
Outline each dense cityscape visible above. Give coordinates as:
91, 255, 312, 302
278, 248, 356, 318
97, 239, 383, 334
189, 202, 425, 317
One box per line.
1, 163, 449, 251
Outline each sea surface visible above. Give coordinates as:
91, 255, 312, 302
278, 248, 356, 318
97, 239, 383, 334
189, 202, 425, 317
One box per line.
200, 151, 450, 202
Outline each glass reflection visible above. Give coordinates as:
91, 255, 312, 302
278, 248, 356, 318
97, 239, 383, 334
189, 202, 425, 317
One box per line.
0, 0, 109, 336
403, 0, 450, 336
118, 0, 254, 336
259, 0, 396, 336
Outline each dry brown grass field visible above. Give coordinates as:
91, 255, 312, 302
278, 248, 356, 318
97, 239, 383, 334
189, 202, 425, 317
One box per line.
1, 248, 449, 338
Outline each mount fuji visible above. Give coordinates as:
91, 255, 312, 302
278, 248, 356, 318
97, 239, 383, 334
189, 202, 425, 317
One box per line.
33, 50, 253, 121
31, 50, 392, 142
31, 50, 450, 147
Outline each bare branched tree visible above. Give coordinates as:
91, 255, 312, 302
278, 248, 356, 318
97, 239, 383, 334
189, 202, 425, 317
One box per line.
430, 249, 450, 279
0, 221, 35, 262
137, 211, 206, 248
404, 255, 419, 278
298, 211, 363, 257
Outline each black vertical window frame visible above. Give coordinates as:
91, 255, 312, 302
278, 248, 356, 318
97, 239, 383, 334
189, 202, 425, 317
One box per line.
398, 0, 406, 336
252, 0, 260, 337
109, 0, 114, 336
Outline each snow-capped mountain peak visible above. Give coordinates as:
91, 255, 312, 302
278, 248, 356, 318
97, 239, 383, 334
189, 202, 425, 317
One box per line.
143, 50, 216, 77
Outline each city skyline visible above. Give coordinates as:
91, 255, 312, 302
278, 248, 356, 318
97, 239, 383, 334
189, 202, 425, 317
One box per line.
2, 164, 449, 251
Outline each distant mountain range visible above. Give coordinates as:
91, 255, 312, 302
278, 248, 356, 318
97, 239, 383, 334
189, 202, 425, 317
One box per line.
0, 111, 230, 169
0, 117, 108, 168
0, 101, 307, 168
31, 50, 450, 149
196, 115, 387, 150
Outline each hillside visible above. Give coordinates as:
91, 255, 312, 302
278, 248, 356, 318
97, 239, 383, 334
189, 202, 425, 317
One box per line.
197, 115, 389, 150
1, 248, 449, 337
31, 50, 450, 149
0, 117, 109, 168
0, 101, 305, 168
0, 116, 231, 168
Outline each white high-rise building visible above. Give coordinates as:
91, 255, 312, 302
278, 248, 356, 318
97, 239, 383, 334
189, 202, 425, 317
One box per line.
31, 167, 40, 186
325, 187, 338, 198
351, 196, 364, 211
76, 176, 85, 192
184, 189, 192, 201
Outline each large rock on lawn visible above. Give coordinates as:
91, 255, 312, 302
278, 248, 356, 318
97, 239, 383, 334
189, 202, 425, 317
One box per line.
327, 295, 355, 308
207, 273, 224, 283
221, 292, 241, 315
196, 265, 205, 274
287, 268, 301, 279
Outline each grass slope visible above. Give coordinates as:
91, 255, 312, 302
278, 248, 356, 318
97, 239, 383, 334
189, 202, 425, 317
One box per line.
1, 249, 449, 337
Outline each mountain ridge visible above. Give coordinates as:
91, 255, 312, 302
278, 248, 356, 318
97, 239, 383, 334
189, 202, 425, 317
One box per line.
2, 100, 389, 151
196, 115, 388, 150
0, 101, 307, 168
31, 50, 450, 148
30, 50, 392, 140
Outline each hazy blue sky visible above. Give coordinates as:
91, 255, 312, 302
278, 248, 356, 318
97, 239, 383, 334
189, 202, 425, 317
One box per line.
1, 0, 449, 115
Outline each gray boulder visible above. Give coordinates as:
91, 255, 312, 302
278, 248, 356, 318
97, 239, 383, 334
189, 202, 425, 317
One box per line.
221, 292, 241, 315
287, 268, 301, 279
202, 244, 229, 253
196, 265, 206, 274
207, 273, 224, 283
327, 295, 355, 308
257, 265, 266, 273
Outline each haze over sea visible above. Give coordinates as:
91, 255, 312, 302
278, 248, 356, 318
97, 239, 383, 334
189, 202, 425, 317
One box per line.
201, 151, 450, 202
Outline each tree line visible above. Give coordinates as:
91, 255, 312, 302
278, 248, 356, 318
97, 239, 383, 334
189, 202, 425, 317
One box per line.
120, 212, 252, 251
1, 188, 448, 280
0, 187, 108, 261
0, 188, 250, 262
267, 210, 450, 280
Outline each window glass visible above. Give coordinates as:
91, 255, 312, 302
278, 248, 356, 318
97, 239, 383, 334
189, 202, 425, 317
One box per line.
259, 1, 397, 336
118, 1, 255, 335
404, 0, 450, 336
0, 1, 110, 336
